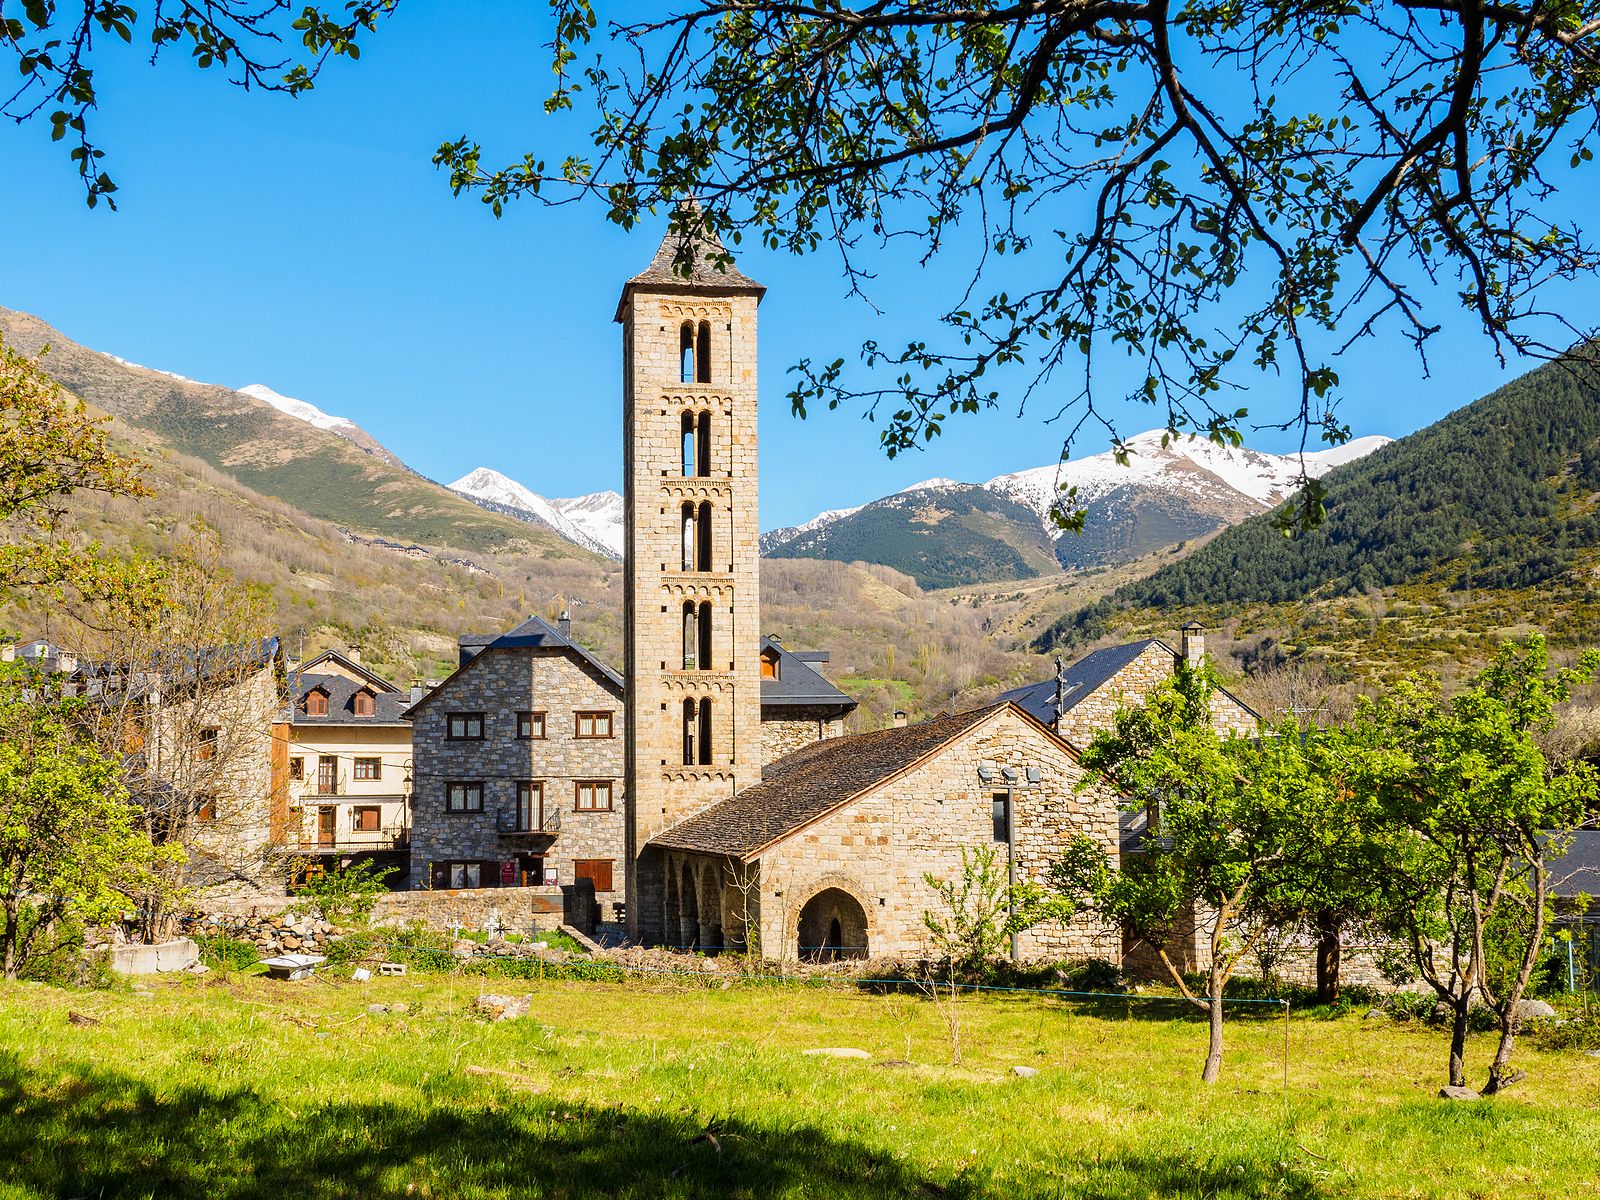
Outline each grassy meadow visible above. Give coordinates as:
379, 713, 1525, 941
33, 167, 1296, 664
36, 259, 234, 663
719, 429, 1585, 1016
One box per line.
0, 970, 1595, 1200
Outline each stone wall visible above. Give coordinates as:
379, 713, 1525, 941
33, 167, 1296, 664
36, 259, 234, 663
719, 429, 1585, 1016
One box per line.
760, 707, 847, 765
408, 646, 626, 918
744, 707, 1122, 962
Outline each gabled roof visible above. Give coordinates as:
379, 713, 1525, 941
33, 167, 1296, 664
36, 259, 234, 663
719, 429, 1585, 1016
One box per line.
651, 702, 1045, 859
407, 615, 624, 718
759, 637, 856, 713
999, 638, 1260, 729
297, 649, 399, 693
614, 203, 765, 321
287, 671, 410, 726
999, 639, 1166, 725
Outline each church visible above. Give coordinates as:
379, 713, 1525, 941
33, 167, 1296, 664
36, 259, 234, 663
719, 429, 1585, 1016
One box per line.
407, 216, 1248, 963
612, 216, 1125, 962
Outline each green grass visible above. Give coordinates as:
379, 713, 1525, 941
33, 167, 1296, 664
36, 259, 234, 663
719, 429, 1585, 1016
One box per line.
0, 973, 1594, 1199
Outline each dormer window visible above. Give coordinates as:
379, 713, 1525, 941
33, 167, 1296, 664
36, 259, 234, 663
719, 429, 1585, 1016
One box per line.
304, 688, 328, 717
352, 689, 375, 717
761, 649, 780, 681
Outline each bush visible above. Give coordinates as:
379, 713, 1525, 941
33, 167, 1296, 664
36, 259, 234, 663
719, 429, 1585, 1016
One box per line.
1055, 958, 1125, 994
323, 930, 377, 967
195, 936, 259, 973
1526, 1012, 1600, 1052
13, 915, 112, 989
291, 860, 396, 923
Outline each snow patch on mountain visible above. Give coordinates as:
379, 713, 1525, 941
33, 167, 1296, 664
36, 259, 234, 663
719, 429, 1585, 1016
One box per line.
449, 467, 623, 560
239, 383, 360, 435
105, 354, 192, 383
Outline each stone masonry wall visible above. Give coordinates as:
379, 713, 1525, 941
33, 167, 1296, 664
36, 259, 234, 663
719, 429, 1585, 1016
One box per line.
753, 707, 1122, 962
760, 708, 847, 766
409, 647, 626, 916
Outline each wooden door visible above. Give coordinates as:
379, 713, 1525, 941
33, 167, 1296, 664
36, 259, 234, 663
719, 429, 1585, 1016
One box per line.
317, 806, 336, 848
317, 756, 337, 795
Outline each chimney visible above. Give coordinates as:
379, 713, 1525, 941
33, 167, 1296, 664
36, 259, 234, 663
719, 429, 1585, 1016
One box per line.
57, 651, 78, 675
409, 681, 424, 705
558, 609, 572, 640
0, 644, 13, 664
1180, 622, 1205, 667
892, 710, 908, 728
348, 648, 363, 665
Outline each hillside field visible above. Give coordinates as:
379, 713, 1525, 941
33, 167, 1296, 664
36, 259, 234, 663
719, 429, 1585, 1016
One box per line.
1, 972, 1594, 1199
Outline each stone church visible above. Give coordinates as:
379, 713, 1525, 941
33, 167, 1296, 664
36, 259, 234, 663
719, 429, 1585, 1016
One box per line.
614, 217, 1126, 961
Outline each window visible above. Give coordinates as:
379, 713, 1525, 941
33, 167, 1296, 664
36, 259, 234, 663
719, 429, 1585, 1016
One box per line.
195, 795, 217, 821
447, 712, 485, 740
517, 711, 546, 740
575, 711, 613, 739
304, 688, 328, 716
446, 781, 484, 813
681, 409, 712, 477
682, 601, 712, 670
697, 320, 712, 384
679, 320, 696, 383
574, 780, 613, 812
682, 698, 713, 766
317, 755, 338, 795
289, 756, 305, 781
353, 757, 381, 781
992, 792, 1011, 843
574, 858, 615, 893
353, 805, 381, 832
680, 500, 716, 572
353, 689, 375, 717
447, 861, 482, 889
516, 781, 543, 832
760, 649, 779, 680
196, 726, 219, 762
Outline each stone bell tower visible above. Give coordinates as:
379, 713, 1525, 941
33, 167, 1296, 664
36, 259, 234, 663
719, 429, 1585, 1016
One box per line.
617, 208, 765, 943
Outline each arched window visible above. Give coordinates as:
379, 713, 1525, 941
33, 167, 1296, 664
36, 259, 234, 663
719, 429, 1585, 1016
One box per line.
681, 502, 697, 572
680, 410, 712, 477
352, 689, 375, 717
679, 322, 696, 383
696, 320, 712, 383
681, 697, 714, 765
304, 688, 328, 716
681, 601, 712, 670
697, 501, 713, 572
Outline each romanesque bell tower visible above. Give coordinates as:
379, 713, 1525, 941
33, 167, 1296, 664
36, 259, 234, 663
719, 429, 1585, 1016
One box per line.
618, 208, 765, 943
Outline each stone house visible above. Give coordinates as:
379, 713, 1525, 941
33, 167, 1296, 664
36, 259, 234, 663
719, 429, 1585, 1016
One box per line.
648, 701, 1122, 960
275, 650, 415, 885
405, 614, 629, 911
998, 623, 1259, 747
404, 611, 855, 923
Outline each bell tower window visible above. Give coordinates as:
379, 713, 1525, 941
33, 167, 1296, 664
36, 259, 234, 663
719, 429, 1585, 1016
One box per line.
697, 320, 712, 383
682, 697, 714, 765
681, 502, 714, 572
682, 601, 713, 670
680, 322, 696, 383
679, 321, 714, 384
680, 410, 712, 477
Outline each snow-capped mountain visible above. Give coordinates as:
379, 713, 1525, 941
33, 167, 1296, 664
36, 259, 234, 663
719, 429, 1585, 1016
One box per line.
762, 429, 1393, 586
985, 430, 1394, 531
449, 468, 623, 560
240, 383, 361, 437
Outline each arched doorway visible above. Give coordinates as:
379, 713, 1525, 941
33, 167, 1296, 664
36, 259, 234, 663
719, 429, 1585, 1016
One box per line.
797, 888, 869, 962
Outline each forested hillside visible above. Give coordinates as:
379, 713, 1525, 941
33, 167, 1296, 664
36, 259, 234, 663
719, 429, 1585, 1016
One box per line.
1040, 351, 1600, 644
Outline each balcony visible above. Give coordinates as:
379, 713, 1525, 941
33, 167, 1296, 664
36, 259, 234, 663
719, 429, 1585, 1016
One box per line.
496, 806, 560, 838
297, 824, 410, 854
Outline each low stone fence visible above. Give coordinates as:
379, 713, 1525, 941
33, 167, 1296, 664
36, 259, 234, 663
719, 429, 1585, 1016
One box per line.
371, 882, 598, 937
178, 910, 341, 957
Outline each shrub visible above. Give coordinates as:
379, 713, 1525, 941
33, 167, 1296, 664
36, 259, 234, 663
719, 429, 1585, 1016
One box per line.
291, 860, 396, 923
1055, 958, 1126, 994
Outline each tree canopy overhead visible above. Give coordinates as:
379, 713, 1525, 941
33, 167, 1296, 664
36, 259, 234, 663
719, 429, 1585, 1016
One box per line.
439, 0, 1600, 528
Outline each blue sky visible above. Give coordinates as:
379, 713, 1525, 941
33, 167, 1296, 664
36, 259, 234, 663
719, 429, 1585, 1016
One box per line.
0, 5, 1577, 530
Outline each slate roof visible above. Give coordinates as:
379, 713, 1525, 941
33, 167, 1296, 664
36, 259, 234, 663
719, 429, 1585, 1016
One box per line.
1549, 830, 1600, 900
999, 638, 1260, 730
649, 704, 1009, 858
760, 637, 857, 713
288, 672, 411, 726
297, 649, 399, 693
614, 204, 765, 320
998, 640, 1165, 725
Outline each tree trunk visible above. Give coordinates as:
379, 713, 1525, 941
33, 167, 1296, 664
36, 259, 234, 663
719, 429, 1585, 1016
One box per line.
1, 900, 16, 982
1201, 970, 1225, 1084
1314, 913, 1341, 1005
1483, 1010, 1522, 1094
1448, 996, 1470, 1088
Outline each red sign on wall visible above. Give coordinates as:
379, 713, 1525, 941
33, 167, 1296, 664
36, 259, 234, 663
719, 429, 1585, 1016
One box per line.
500, 860, 515, 886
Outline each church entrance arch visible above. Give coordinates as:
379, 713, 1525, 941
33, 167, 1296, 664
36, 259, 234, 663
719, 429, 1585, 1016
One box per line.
797, 888, 869, 962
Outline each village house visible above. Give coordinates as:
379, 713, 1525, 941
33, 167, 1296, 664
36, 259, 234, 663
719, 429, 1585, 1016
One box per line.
403, 610, 855, 924
276, 650, 415, 886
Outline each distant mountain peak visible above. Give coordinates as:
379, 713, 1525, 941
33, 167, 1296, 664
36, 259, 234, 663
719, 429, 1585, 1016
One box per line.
239, 383, 359, 435
449, 467, 623, 560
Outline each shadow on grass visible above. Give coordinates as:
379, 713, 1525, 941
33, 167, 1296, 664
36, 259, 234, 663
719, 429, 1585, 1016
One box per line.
0, 1052, 1328, 1199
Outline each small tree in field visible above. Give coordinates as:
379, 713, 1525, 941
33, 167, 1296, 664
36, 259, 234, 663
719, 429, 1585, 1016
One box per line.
292, 859, 396, 924
0, 671, 171, 979
921, 843, 1071, 979
1354, 637, 1600, 1093
1053, 663, 1324, 1084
